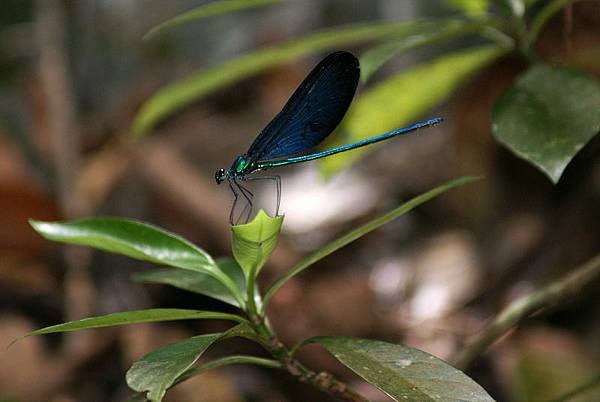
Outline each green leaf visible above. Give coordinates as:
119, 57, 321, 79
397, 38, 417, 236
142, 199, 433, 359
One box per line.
232, 210, 281, 315
262, 176, 479, 312
30, 218, 213, 273
361, 19, 501, 82
445, 0, 490, 17
132, 20, 460, 135
29, 218, 242, 304
215, 256, 246, 289
492, 64, 600, 183
311, 336, 495, 402
231, 209, 282, 282
126, 333, 223, 402
12, 309, 244, 346
143, 0, 281, 40
127, 355, 282, 402
133, 257, 245, 308
126, 323, 252, 402
321, 45, 505, 177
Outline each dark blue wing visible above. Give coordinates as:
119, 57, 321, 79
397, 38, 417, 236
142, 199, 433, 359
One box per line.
246, 51, 360, 161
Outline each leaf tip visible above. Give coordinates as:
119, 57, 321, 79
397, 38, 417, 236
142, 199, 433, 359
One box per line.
29, 219, 50, 235
458, 175, 484, 184
142, 27, 159, 41
359, 70, 373, 84
540, 159, 570, 184
130, 121, 148, 138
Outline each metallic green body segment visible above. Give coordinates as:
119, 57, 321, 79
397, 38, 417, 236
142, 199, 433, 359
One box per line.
235, 158, 249, 173
231, 155, 254, 175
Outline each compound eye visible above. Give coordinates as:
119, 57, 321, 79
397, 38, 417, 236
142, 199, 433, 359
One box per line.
215, 168, 225, 184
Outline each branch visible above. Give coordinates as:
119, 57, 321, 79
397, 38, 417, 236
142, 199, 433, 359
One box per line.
285, 354, 370, 402
453, 252, 600, 370
34, 0, 98, 341
34, 0, 84, 217
175, 355, 282, 385
260, 331, 370, 402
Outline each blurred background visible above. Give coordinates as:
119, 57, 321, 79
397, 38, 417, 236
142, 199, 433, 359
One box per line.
1, 0, 599, 401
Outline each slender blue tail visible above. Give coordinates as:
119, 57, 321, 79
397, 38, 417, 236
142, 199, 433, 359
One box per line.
259, 117, 444, 168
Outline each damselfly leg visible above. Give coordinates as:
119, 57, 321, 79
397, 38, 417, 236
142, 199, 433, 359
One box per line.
228, 179, 253, 225
246, 175, 281, 217
235, 180, 254, 224
227, 179, 240, 225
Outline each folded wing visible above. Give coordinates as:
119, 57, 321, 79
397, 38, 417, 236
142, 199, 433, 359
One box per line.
247, 51, 360, 161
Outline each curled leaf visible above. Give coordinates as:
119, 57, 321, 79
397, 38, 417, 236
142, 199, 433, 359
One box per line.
232, 209, 283, 281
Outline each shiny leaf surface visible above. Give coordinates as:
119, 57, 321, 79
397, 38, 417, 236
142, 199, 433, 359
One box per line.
30, 218, 215, 273
30, 218, 241, 302
312, 336, 495, 402
133, 257, 245, 308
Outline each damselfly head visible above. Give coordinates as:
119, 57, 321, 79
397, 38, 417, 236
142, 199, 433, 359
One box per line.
215, 168, 226, 184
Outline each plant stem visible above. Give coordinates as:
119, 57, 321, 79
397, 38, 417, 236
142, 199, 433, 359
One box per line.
245, 274, 259, 326
252, 316, 370, 402
453, 252, 600, 370
176, 355, 282, 385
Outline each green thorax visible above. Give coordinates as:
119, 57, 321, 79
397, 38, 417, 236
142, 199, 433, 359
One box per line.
231, 155, 255, 176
